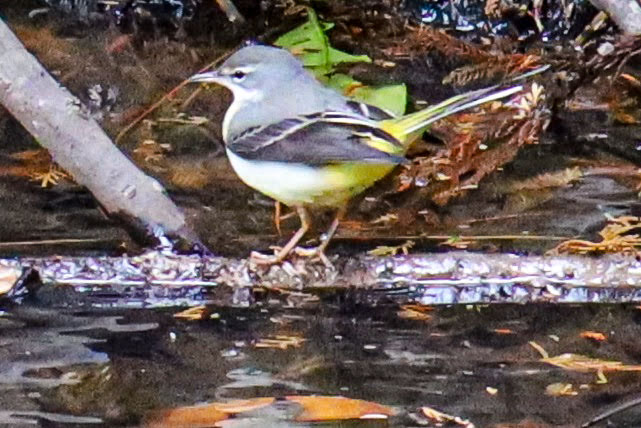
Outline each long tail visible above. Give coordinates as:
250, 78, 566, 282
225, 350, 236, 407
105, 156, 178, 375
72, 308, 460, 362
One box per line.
382, 64, 551, 147
381, 84, 523, 145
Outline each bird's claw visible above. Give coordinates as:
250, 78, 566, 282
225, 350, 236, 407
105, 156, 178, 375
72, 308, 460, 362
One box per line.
249, 250, 282, 265
249, 246, 333, 268
292, 246, 333, 268
268, 245, 284, 255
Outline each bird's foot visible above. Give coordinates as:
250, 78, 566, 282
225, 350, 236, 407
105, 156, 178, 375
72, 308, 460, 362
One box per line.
292, 246, 333, 268
249, 250, 284, 265
249, 246, 333, 268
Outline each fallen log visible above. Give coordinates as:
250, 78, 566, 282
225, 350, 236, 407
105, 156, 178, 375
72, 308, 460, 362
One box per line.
2, 251, 641, 307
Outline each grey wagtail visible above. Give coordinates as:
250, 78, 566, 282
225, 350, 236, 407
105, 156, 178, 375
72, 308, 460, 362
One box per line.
190, 45, 523, 265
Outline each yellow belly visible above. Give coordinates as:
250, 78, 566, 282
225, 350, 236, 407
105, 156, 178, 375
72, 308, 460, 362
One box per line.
227, 149, 396, 207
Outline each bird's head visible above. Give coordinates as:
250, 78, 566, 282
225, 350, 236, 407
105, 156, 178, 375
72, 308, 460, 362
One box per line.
189, 45, 342, 140
189, 45, 307, 103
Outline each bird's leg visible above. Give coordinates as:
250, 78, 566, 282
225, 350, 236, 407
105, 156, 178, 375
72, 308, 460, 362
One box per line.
273, 202, 297, 236
251, 206, 311, 264
316, 206, 345, 255
293, 206, 346, 267
274, 201, 282, 236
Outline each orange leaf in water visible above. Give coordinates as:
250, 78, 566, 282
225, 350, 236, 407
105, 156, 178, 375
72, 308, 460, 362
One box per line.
398, 304, 433, 321
210, 397, 276, 413
173, 306, 207, 321
286, 396, 395, 421
144, 404, 229, 428
579, 331, 607, 342
620, 73, 641, 87
144, 397, 275, 427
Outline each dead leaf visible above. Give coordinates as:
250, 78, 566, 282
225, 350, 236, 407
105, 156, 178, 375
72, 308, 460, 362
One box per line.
144, 404, 229, 428
528, 341, 549, 358
551, 216, 641, 255
580, 331, 607, 342
542, 353, 641, 373
144, 398, 275, 427
173, 306, 208, 321
368, 240, 414, 256
439, 235, 476, 249
421, 406, 475, 427
254, 335, 306, 350
545, 383, 578, 396
287, 396, 395, 422
397, 304, 433, 321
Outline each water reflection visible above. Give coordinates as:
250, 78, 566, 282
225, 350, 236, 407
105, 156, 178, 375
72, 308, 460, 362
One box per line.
2, 302, 641, 426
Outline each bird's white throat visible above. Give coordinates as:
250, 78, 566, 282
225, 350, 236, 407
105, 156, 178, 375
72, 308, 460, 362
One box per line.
222, 87, 263, 142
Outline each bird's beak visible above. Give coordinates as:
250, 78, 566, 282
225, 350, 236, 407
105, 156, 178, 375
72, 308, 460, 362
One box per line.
188, 71, 224, 84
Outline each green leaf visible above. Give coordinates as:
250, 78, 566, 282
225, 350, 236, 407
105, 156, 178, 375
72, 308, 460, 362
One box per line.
274, 8, 404, 114
327, 47, 370, 65
274, 8, 370, 76
327, 74, 407, 116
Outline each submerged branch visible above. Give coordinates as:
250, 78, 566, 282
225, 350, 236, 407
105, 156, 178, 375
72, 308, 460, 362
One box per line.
6, 251, 641, 306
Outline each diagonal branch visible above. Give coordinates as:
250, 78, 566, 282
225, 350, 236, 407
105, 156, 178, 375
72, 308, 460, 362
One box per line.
0, 20, 201, 248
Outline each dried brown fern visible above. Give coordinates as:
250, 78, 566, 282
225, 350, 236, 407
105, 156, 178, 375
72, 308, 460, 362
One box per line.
505, 167, 583, 192
383, 26, 494, 63
485, 0, 526, 19
443, 54, 543, 87
398, 83, 550, 206
0, 149, 72, 187
484, 0, 504, 18
550, 216, 641, 255
383, 25, 544, 88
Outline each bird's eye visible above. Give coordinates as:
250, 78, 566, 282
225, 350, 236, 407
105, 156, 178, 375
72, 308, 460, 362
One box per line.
232, 70, 246, 81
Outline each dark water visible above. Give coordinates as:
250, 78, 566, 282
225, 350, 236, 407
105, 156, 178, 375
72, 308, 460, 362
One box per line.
2, 2, 641, 427
3, 299, 641, 427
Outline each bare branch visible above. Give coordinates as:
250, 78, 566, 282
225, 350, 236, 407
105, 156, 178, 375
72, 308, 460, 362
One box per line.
589, 0, 641, 35
0, 20, 200, 247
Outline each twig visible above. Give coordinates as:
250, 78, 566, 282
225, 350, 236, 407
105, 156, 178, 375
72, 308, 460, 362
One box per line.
214, 0, 246, 24
0, 238, 112, 247
115, 49, 235, 144
582, 395, 641, 427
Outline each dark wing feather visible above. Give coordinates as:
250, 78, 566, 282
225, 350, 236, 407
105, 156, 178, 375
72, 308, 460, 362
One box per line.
345, 100, 396, 120
228, 114, 405, 166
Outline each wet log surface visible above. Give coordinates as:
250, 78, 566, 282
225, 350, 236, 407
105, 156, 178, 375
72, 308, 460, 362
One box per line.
3, 251, 641, 308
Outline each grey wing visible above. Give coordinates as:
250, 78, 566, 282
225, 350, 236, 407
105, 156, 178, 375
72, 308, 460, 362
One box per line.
228, 115, 405, 166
